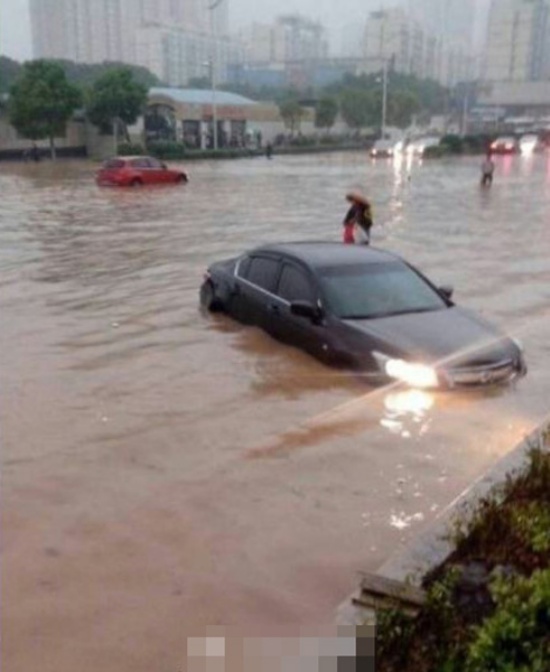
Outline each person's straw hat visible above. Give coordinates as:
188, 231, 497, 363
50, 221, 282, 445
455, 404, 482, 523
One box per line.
346, 191, 370, 207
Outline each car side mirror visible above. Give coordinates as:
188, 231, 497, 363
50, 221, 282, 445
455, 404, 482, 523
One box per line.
291, 301, 323, 324
161, 163, 168, 170
439, 285, 454, 300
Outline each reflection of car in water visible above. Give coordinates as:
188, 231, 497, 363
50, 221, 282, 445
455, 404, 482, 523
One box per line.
370, 139, 403, 158
406, 137, 441, 157
490, 137, 518, 155
96, 156, 189, 187
200, 242, 526, 389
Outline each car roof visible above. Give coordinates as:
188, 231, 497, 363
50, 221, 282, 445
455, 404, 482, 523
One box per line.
106, 155, 154, 161
249, 242, 401, 269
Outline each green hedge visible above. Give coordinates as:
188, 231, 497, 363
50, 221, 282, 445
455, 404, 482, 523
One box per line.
440, 134, 464, 154
423, 145, 448, 159
117, 142, 146, 156
118, 141, 260, 161
146, 141, 187, 160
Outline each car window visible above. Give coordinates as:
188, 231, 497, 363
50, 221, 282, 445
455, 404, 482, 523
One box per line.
319, 261, 447, 320
245, 256, 281, 293
237, 256, 251, 278
277, 264, 316, 303
146, 158, 163, 169
103, 159, 125, 169
129, 158, 150, 168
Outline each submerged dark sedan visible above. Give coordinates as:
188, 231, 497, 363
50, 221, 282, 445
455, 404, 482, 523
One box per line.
200, 243, 526, 389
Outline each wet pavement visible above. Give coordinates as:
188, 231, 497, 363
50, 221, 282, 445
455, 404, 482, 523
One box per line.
1, 152, 549, 671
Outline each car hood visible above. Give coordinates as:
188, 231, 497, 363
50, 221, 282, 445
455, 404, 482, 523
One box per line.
343, 306, 514, 367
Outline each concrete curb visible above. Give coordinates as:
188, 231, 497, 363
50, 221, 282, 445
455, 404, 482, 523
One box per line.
336, 417, 550, 626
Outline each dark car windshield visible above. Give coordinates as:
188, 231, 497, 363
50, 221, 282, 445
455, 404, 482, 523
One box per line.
319, 261, 448, 319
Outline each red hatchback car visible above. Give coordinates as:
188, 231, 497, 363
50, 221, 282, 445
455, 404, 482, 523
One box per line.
96, 155, 189, 187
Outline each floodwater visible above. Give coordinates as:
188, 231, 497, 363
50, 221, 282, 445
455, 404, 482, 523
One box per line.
1, 152, 549, 671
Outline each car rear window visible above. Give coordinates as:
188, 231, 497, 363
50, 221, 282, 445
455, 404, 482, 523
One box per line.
102, 159, 125, 169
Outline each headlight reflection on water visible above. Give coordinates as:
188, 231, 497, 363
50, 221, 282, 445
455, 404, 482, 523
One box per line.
381, 390, 435, 439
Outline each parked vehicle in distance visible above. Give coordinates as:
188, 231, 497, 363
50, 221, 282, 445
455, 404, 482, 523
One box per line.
490, 137, 518, 154
200, 242, 526, 389
370, 139, 404, 158
519, 134, 543, 154
96, 156, 189, 187
406, 136, 441, 156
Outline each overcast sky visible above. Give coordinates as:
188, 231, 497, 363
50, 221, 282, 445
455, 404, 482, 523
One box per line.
0, 0, 489, 62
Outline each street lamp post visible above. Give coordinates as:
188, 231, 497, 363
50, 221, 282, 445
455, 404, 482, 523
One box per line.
381, 58, 388, 139
208, 0, 223, 151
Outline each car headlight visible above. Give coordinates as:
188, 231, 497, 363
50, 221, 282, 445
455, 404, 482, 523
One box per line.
374, 352, 438, 388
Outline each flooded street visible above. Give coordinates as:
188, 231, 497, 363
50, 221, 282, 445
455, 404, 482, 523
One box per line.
2, 151, 549, 671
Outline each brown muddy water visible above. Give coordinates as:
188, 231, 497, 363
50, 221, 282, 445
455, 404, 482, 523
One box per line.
1, 152, 549, 671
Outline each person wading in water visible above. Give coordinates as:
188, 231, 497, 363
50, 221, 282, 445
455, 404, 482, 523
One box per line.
480, 153, 495, 187
342, 192, 373, 245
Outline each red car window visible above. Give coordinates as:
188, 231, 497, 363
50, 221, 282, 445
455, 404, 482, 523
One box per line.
146, 158, 163, 169
103, 159, 125, 169
129, 159, 150, 168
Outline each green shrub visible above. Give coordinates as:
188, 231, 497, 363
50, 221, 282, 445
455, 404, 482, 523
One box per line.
117, 142, 145, 156
319, 135, 341, 145
466, 569, 550, 672
512, 503, 550, 553
288, 134, 317, 147
424, 145, 447, 158
147, 141, 186, 160
441, 134, 463, 154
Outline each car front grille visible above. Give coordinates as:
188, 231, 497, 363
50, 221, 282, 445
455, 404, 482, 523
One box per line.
444, 359, 518, 387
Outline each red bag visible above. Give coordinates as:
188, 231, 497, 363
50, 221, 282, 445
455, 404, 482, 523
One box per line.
343, 223, 355, 244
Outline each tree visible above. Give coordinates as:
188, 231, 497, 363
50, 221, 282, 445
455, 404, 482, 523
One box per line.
86, 68, 148, 152
9, 60, 81, 160
387, 90, 421, 129
315, 97, 338, 131
0, 56, 22, 94
278, 98, 305, 135
55, 59, 160, 89
340, 89, 376, 130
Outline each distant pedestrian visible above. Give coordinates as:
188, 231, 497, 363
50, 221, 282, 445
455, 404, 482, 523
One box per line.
342, 192, 373, 245
24, 143, 40, 162
265, 142, 273, 159
480, 154, 495, 187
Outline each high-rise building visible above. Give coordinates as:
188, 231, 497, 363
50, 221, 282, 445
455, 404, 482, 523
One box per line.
363, 8, 413, 75
272, 16, 328, 62
240, 15, 328, 65
408, 0, 476, 50
29, 0, 235, 85
484, 0, 550, 81
362, 6, 474, 85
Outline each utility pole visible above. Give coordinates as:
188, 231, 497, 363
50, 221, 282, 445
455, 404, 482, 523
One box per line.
381, 58, 388, 139
461, 86, 469, 137
208, 0, 223, 151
